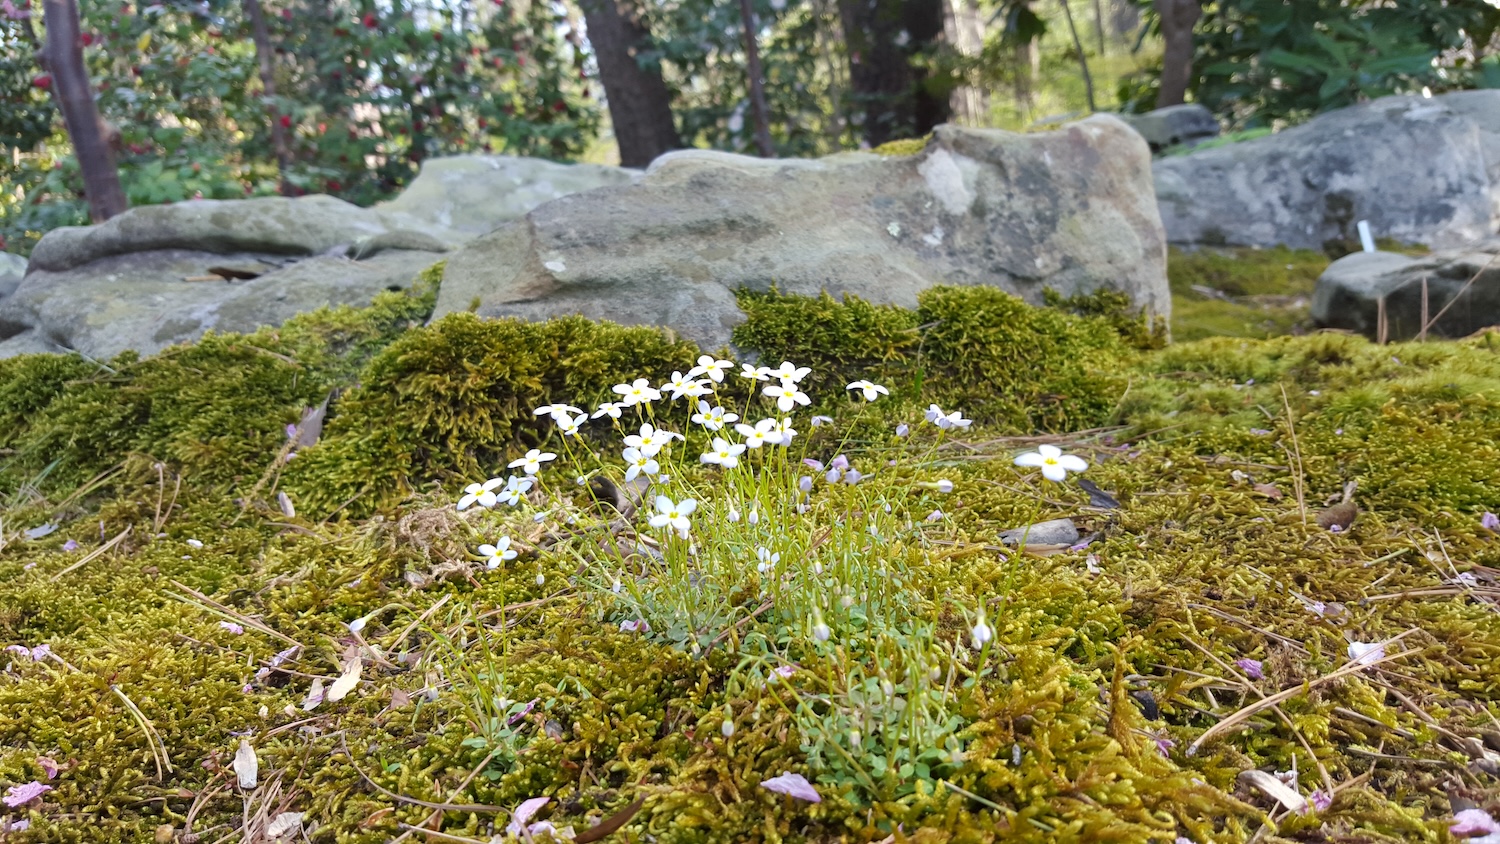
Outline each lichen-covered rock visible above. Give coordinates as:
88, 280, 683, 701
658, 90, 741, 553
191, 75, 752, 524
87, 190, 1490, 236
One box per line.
1155, 91, 1500, 251
0, 251, 24, 301
376, 154, 639, 236
437, 117, 1170, 350
1312, 238, 1500, 340
0, 248, 441, 359
24, 195, 455, 273
0, 196, 452, 359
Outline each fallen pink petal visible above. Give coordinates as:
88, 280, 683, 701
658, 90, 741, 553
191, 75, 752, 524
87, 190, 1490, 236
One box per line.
3, 781, 52, 808
760, 772, 821, 802
1451, 808, 1499, 837
36, 757, 57, 780
506, 796, 551, 835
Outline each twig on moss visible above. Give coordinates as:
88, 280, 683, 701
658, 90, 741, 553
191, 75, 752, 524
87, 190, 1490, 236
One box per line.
396, 826, 490, 844
1278, 385, 1306, 526
51, 525, 131, 581
167, 580, 304, 648
1187, 629, 1419, 756
389, 748, 501, 844
112, 683, 173, 779
1185, 603, 1308, 654
1181, 633, 1334, 794
343, 738, 506, 813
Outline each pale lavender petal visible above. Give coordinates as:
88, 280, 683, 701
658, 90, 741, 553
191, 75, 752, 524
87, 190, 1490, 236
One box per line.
1451, 808, 1499, 836
36, 757, 58, 780
1483, 512, 1500, 531
1235, 658, 1263, 680
760, 772, 821, 802
507, 797, 551, 835
3, 782, 51, 807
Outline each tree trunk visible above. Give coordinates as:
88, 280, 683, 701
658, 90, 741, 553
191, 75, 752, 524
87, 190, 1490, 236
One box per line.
1154, 0, 1200, 108
1057, 0, 1095, 112
837, 0, 949, 148
1092, 0, 1106, 56
578, 0, 681, 167
243, 0, 295, 195
943, 0, 988, 126
40, 0, 126, 222
737, 0, 775, 157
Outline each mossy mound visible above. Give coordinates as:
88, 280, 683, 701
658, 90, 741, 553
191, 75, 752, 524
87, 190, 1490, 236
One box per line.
0, 280, 1496, 843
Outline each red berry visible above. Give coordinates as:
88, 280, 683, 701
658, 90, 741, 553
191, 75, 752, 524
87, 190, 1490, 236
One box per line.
281, 8, 290, 19
31, 74, 51, 89
80, 32, 93, 46
362, 12, 376, 27
279, 114, 292, 128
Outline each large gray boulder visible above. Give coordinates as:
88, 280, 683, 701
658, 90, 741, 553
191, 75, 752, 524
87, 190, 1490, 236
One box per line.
1312, 238, 1500, 340
0, 252, 24, 301
377, 155, 638, 237
438, 117, 1170, 351
0, 156, 637, 360
1156, 92, 1500, 252
1119, 104, 1220, 153
0, 196, 449, 359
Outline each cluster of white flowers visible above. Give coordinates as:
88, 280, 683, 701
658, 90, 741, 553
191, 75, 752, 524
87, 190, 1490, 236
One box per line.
457, 475, 534, 511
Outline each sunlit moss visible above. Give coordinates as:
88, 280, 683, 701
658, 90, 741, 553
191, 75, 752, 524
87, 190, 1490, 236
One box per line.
0, 279, 1497, 843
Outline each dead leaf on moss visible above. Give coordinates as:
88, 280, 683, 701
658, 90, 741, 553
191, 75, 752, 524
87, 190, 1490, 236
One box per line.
1077, 478, 1120, 509
1238, 769, 1307, 814
1253, 483, 1283, 500
327, 658, 362, 702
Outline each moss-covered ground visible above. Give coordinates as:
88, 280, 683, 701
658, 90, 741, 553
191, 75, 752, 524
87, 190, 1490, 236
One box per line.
0, 264, 1497, 844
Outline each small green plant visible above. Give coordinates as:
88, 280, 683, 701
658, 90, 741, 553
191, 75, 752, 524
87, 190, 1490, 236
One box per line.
433, 355, 1096, 808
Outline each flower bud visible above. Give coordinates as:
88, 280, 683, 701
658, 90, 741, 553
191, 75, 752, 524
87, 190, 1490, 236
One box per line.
721, 719, 735, 738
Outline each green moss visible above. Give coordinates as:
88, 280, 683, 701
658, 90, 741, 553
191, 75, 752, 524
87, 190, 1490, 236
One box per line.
871, 136, 930, 156
283, 311, 700, 518
0, 268, 438, 497
734, 285, 1145, 434
2, 278, 1499, 843
1167, 246, 1326, 342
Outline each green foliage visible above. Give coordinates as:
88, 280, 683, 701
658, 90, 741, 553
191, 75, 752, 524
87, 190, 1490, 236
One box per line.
1127, 0, 1500, 129
0, 0, 598, 254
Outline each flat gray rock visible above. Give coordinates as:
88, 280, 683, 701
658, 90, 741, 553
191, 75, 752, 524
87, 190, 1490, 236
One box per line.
0, 252, 24, 301
1155, 91, 1500, 252
377, 155, 638, 237
1120, 104, 1220, 152
1313, 239, 1500, 340
1, 249, 440, 360
999, 518, 1080, 547
438, 117, 1170, 351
